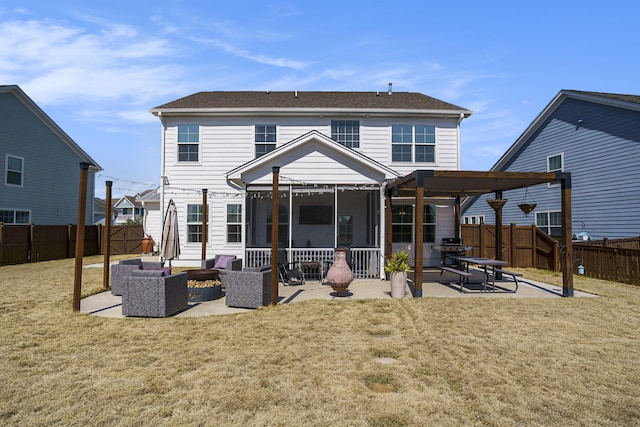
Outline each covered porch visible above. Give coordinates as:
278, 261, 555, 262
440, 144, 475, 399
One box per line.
243, 182, 383, 279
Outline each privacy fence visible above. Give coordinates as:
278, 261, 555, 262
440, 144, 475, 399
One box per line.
0, 223, 144, 266
2, 222, 638, 286
461, 224, 639, 286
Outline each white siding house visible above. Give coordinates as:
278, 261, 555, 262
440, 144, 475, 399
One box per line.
149, 90, 471, 275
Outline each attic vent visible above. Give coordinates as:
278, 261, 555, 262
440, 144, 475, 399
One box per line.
388, 82, 393, 95
294, 90, 298, 98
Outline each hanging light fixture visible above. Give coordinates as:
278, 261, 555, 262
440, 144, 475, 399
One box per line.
518, 187, 537, 216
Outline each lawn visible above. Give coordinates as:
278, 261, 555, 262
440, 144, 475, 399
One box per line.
1, 256, 639, 426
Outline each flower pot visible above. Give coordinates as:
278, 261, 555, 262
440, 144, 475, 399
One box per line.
141, 236, 154, 254
389, 271, 407, 299
325, 248, 353, 294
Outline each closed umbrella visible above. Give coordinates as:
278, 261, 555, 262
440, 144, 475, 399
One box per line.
161, 199, 180, 266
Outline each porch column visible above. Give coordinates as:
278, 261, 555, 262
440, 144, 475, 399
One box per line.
385, 189, 393, 267
201, 189, 207, 262
102, 180, 113, 290
270, 167, 280, 305
560, 173, 574, 297
454, 195, 461, 239
414, 185, 424, 297
494, 190, 503, 280
73, 162, 92, 312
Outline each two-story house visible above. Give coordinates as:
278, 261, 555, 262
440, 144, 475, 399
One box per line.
1, 85, 101, 225
113, 195, 145, 224
149, 88, 472, 276
462, 90, 640, 240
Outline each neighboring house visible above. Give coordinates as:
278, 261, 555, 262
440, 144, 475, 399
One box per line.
462, 90, 640, 240
0, 85, 101, 225
149, 88, 472, 274
94, 198, 106, 225
113, 192, 151, 224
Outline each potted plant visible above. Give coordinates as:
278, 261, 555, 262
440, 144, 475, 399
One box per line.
384, 249, 411, 299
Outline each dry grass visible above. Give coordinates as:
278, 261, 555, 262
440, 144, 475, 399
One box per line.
1, 257, 639, 426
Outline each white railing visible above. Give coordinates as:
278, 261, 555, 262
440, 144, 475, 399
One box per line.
245, 247, 381, 279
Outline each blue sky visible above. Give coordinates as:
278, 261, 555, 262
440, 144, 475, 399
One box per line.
2, 1, 638, 198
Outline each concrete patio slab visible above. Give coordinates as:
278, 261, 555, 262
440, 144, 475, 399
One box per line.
81, 272, 595, 318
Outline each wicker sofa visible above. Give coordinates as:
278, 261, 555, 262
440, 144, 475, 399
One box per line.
222, 267, 272, 309
122, 270, 188, 317
110, 258, 166, 296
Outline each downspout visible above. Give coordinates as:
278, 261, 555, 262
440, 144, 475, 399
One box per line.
456, 112, 464, 170
159, 111, 166, 261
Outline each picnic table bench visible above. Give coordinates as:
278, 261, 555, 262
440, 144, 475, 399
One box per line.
488, 268, 523, 292
440, 266, 474, 293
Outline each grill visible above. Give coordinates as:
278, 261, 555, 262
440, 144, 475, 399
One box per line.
436, 237, 472, 266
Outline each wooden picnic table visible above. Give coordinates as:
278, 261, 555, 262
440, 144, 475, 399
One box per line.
446, 256, 508, 292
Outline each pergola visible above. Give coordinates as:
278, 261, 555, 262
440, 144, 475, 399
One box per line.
385, 170, 574, 297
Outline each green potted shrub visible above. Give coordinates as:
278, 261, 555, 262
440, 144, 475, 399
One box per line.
384, 249, 411, 299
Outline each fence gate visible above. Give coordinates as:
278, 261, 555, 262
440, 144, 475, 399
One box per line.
109, 225, 143, 255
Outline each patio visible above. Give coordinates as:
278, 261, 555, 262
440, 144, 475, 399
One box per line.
80, 271, 596, 318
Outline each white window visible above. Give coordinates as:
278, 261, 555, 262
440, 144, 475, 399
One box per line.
536, 211, 562, 237
255, 124, 276, 158
226, 203, 242, 243
391, 204, 436, 243
547, 153, 563, 188
331, 120, 360, 148
392, 125, 436, 163
177, 124, 199, 162
5, 155, 24, 187
0, 209, 30, 224
186, 203, 208, 243
463, 215, 485, 225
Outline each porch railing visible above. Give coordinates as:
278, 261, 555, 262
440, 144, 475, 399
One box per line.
245, 247, 381, 279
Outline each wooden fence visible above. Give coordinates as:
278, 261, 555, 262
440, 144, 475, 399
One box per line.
573, 241, 640, 286
461, 223, 560, 271
462, 224, 639, 286
0, 223, 144, 266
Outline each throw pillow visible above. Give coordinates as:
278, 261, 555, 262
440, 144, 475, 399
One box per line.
214, 255, 236, 269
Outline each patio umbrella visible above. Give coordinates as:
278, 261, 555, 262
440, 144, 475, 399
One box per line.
160, 199, 180, 266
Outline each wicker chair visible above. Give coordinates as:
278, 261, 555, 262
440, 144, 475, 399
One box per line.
110, 258, 165, 296
222, 268, 272, 309
122, 270, 188, 317
201, 255, 243, 272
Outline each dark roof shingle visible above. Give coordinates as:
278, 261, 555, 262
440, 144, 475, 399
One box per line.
152, 91, 469, 112
568, 90, 640, 105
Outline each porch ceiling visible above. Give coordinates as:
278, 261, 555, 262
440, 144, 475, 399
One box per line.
387, 170, 562, 197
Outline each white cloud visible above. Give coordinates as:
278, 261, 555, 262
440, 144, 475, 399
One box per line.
0, 19, 181, 104
193, 37, 309, 69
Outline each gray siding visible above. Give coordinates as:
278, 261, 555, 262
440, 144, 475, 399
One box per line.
0, 92, 96, 224
464, 97, 640, 239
